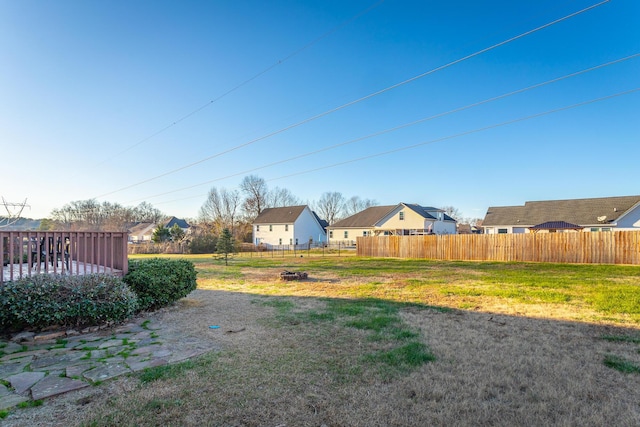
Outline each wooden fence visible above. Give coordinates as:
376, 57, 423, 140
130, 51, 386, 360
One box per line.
356, 231, 640, 265
1, 231, 129, 283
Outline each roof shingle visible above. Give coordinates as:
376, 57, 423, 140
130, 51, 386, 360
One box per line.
253, 206, 309, 224
483, 195, 640, 227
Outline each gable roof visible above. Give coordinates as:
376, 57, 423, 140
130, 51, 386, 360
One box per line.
312, 211, 329, 230
329, 203, 456, 228
128, 222, 156, 235
164, 217, 190, 229
483, 195, 640, 227
403, 203, 456, 222
253, 205, 309, 224
330, 205, 396, 228
529, 221, 583, 230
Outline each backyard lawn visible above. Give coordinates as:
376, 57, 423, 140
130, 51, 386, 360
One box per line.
6, 254, 640, 426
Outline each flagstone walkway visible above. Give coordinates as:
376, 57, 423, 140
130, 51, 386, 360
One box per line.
0, 318, 218, 410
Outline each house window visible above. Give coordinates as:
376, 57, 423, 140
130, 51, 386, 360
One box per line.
344, 231, 349, 239
279, 238, 282, 245
269, 225, 272, 232
285, 224, 288, 231
295, 238, 299, 245
399, 212, 405, 221
602, 227, 611, 232
498, 228, 508, 234
363, 231, 369, 236
256, 225, 260, 232
329, 230, 333, 238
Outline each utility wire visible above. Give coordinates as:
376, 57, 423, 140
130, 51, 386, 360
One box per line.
94, 0, 387, 166
269, 88, 640, 181
126, 52, 639, 203
96, 0, 610, 199
152, 86, 639, 205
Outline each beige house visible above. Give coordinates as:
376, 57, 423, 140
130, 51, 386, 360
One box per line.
327, 203, 457, 245
128, 222, 156, 243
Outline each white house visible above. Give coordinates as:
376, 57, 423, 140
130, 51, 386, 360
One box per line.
252, 205, 328, 248
482, 195, 640, 234
327, 203, 457, 245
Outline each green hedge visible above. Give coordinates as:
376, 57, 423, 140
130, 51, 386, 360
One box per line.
0, 274, 138, 332
124, 258, 197, 311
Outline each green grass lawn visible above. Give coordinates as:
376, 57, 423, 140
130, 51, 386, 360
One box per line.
131, 254, 640, 324
35, 254, 638, 426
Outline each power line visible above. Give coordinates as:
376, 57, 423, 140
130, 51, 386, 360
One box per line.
95, 0, 609, 200
151, 86, 639, 206
125, 52, 639, 203
92, 0, 386, 168
269, 88, 640, 181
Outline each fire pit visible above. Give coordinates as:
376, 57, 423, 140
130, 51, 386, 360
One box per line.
280, 270, 308, 281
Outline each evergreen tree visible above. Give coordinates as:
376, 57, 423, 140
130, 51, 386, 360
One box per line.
152, 224, 172, 243
216, 228, 235, 265
170, 223, 185, 242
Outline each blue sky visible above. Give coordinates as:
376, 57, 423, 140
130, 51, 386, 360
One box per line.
2, 0, 638, 221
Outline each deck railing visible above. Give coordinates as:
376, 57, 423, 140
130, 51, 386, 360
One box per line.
1, 231, 128, 284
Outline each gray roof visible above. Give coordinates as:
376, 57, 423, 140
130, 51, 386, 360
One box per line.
529, 221, 583, 230
329, 203, 456, 228
128, 222, 155, 235
330, 205, 396, 228
253, 205, 309, 224
165, 217, 190, 229
403, 203, 437, 220
312, 211, 330, 230
403, 204, 456, 222
483, 195, 640, 227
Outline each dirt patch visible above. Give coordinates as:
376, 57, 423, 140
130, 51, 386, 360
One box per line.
1, 289, 265, 426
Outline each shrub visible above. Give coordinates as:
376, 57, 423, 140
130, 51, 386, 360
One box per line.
0, 274, 138, 332
124, 258, 197, 311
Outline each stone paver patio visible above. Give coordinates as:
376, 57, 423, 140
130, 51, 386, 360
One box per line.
0, 318, 218, 410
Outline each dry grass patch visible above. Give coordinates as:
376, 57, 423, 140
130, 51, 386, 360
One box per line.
4, 256, 640, 426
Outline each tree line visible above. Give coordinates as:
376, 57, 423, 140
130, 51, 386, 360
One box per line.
197, 175, 377, 242
42, 174, 481, 251
43, 200, 164, 231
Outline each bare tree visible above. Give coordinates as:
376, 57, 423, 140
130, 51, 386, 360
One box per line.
240, 175, 269, 221
50, 199, 165, 231
51, 199, 103, 230
268, 187, 301, 208
133, 202, 165, 223
344, 196, 377, 217
199, 187, 241, 236
440, 206, 462, 221
314, 192, 345, 225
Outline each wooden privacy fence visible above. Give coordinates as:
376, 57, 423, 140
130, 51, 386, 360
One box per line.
1, 231, 129, 283
357, 231, 640, 265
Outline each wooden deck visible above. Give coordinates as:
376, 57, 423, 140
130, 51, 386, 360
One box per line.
2, 260, 124, 282
1, 231, 128, 283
